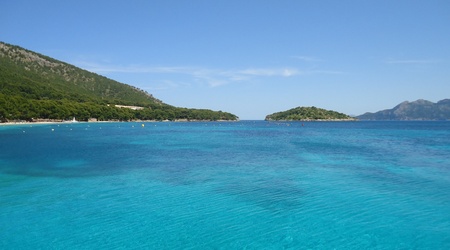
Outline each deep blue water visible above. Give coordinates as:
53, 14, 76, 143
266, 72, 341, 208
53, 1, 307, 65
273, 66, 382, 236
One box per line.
1, 121, 449, 249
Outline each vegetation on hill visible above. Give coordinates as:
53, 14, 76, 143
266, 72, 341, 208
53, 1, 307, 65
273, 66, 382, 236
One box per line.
0, 42, 238, 122
357, 99, 450, 120
265, 106, 355, 121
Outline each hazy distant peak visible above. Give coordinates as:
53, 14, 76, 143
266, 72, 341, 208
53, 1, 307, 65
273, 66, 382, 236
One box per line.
357, 99, 450, 120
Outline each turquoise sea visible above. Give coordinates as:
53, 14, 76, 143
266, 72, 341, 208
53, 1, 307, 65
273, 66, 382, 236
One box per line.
1, 121, 449, 249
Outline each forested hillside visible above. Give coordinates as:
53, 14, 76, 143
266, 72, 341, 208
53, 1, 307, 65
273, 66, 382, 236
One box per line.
0, 42, 238, 122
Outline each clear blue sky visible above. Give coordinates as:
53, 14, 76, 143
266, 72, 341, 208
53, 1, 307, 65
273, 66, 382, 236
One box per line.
2, 0, 449, 119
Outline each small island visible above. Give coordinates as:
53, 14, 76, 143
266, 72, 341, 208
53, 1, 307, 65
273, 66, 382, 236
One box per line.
265, 106, 356, 121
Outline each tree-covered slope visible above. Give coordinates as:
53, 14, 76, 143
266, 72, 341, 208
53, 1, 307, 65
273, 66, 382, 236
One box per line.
357, 99, 450, 120
0, 42, 162, 106
265, 106, 355, 121
0, 42, 238, 122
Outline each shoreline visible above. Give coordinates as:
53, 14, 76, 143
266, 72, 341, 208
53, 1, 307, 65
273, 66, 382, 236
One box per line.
0, 119, 239, 126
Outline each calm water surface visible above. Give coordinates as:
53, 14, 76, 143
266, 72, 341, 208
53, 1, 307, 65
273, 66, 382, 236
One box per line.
1, 121, 449, 249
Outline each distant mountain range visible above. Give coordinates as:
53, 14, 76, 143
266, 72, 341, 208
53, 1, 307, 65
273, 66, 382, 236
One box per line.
0, 42, 238, 122
357, 99, 450, 120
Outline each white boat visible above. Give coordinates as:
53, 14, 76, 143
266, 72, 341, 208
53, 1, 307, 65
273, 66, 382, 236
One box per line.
64, 117, 78, 123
